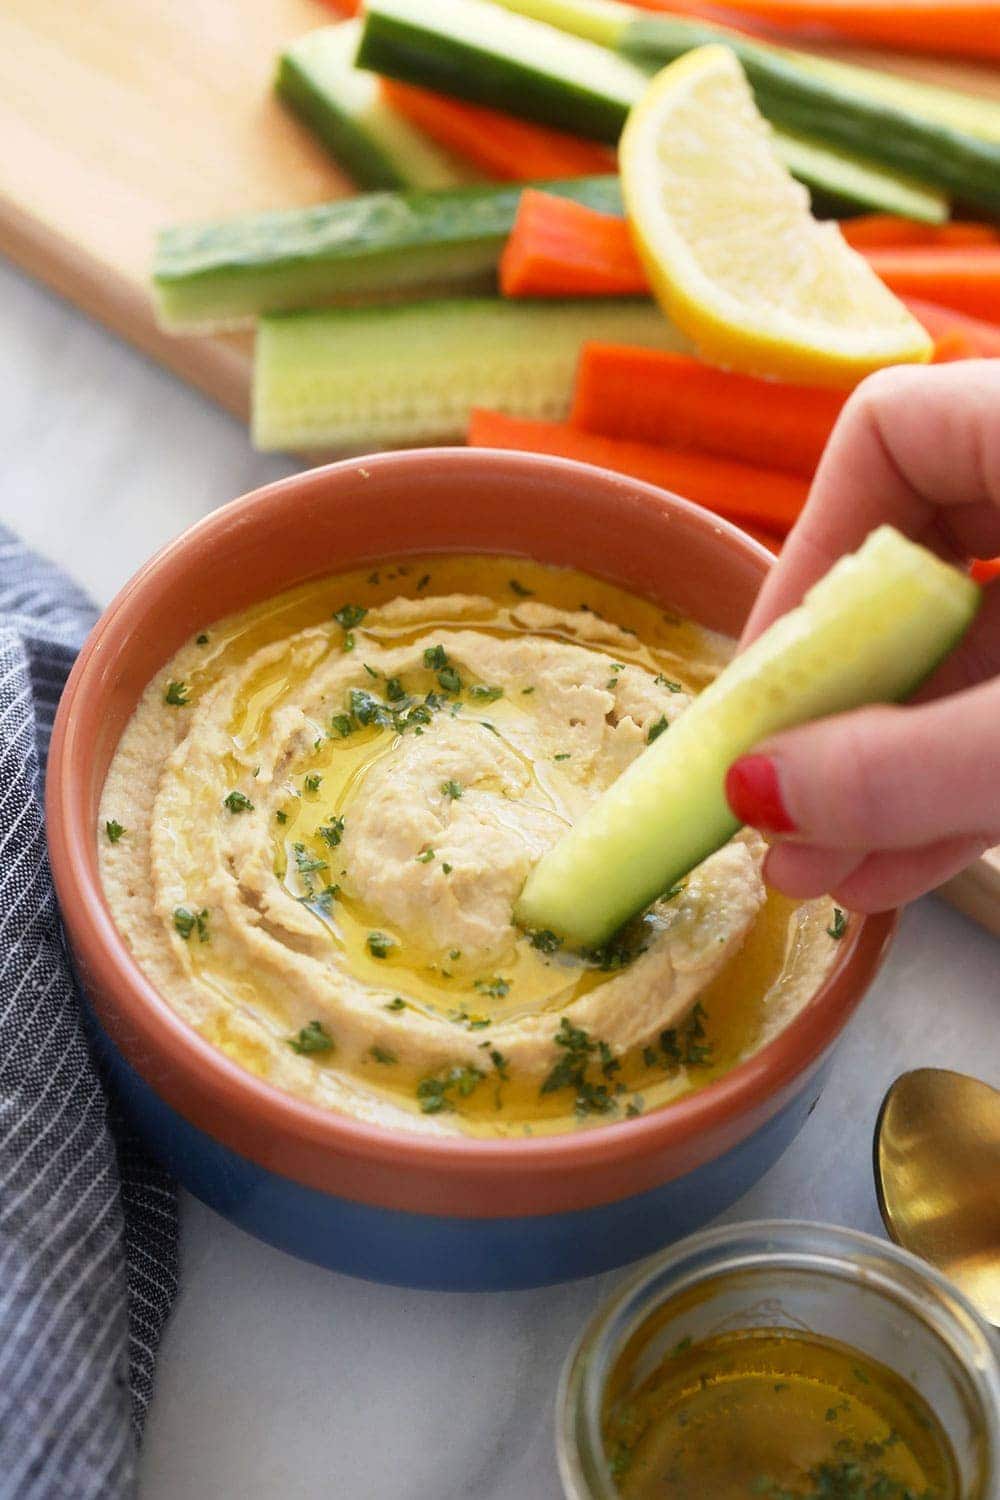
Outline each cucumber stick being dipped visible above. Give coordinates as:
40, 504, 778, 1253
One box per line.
516, 528, 980, 947
357, 0, 946, 222
252, 295, 686, 451
276, 20, 474, 191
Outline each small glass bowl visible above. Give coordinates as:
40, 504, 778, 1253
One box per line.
558, 1219, 1000, 1499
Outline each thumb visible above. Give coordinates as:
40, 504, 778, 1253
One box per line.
725, 680, 1000, 852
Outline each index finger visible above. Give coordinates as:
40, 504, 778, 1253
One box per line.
741, 361, 1000, 648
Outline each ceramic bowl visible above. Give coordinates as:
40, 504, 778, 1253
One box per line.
46, 449, 896, 1290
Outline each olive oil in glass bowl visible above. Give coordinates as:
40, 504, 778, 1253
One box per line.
558, 1222, 999, 1500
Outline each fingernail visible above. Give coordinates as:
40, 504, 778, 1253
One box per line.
725, 754, 797, 835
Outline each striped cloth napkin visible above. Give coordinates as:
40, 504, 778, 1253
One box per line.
0, 529, 178, 1499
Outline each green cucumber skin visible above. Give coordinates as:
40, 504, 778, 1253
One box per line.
276, 52, 410, 192
516, 528, 981, 946
359, 0, 945, 221
357, 2, 640, 142
621, 17, 1000, 220
153, 176, 623, 331
252, 295, 685, 452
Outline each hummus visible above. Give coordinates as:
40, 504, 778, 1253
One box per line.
99, 555, 840, 1137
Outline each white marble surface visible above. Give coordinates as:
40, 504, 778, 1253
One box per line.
3, 257, 997, 1500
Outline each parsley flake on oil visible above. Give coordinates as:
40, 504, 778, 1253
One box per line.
370, 1045, 398, 1066
223, 790, 254, 814
529, 929, 563, 955
416, 849, 435, 863
441, 862, 453, 874
508, 579, 533, 597
416, 573, 431, 591
288, 1020, 334, 1055
330, 712, 354, 738
647, 715, 670, 743
469, 684, 503, 703
554, 752, 571, 762
437, 664, 463, 694
423, 644, 448, 671
105, 820, 125, 844
385, 997, 406, 1012
654, 674, 683, 692
827, 908, 848, 940
164, 680, 190, 707
367, 931, 394, 959
473, 976, 510, 999
416, 1064, 485, 1114
303, 773, 322, 793
276, 810, 288, 825
333, 603, 367, 631
318, 817, 345, 847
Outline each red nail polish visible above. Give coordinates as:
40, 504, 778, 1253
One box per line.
725, 755, 797, 834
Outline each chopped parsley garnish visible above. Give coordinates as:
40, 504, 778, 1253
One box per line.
385, 676, 406, 702
416, 848, 435, 863
625, 1099, 644, 1119
223, 790, 254, 814
469, 684, 503, 703
319, 816, 346, 852
105, 820, 125, 844
416, 1064, 485, 1114
362, 662, 378, 680
288, 1020, 334, 1055
423, 644, 448, 670
330, 712, 354, 738
293, 843, 328, 878
195, 632, 209, 646
441, 780, 463, 801
508, 579, 533, 597
332, 603, 367, 631
441, 862, 453, 874
540, 1018, 618, 1116
647, 715, 670, 743
529, 929, 562, 955
276, 810, 288, 825
299, 884, 339, 913
416, 573, 431, 591
582, 921, 648, 972
370, 1045, 398, 1066
827, 907, 848, 940
663, 882, 686, 902
342, 633, 355, 653
521, 686, 535, 694
645, 1002, 713, 1071
385, 997, 406, 1012
303, 773, 322, 793
164, 680, 190, 707
367, 931, 394, 959
437, 664, 462, 694
654, 674, 683, 692
488, 1048, 509, 1081
473, 976, 510, 999
349, 688, 392, 728
554, 752, 571, 761
173, 906, 209, 942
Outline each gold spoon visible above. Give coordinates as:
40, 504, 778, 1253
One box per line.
875, 1068, 1000, 1327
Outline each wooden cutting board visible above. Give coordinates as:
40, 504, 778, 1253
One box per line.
1, 0, 998, 932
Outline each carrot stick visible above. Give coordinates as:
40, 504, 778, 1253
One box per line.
903, 297, 1000, 356
971, 557, 1000, 584
468, 409, 809, 533
866, 249, 1000, 323
840, 216, 1000, 251
570, 345, 842, 477
624, 0, 1000, 64
379, 81, 616, 182
500, 190, 645, 297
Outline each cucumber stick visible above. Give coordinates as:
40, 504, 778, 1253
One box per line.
516, 528, 980, 946
276, 21, 475, 191
358, 0, 946, 221
619, 17, 1000, 220
153, 175, 623, 331
252, 296, 686, 451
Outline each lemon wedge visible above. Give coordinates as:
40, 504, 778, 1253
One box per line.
620, 45, 933, 388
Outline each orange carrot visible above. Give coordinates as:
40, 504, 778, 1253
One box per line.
932, 332, 981, 362
379, 81, 616, 182
468, 410, 809, 533
865, 249, 1000, 323
841, 216, 1000, 250
320, 0, 361, 11
500, 190, 645, 296
903, 297, 1000, 357
972, 557, 1000, 584
571, 345, 843, 476
624, 0, 1000, 64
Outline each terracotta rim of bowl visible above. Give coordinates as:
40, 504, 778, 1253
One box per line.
47, 449, 897, 1219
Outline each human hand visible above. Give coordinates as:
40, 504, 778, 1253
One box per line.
725, 361, 1000, 912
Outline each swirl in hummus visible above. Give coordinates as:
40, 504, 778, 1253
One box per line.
99, 555, 841, 1137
